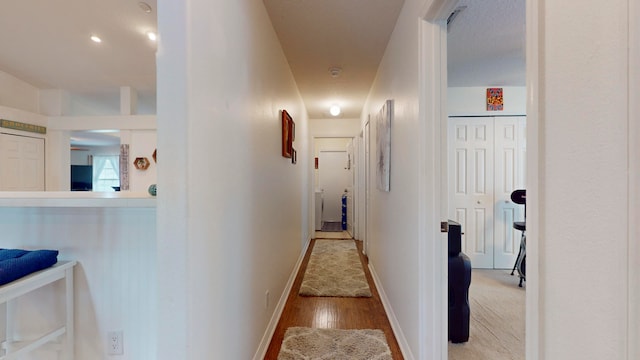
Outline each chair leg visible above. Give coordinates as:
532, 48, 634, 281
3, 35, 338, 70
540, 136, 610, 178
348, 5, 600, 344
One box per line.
511, 230, 525, 275
511, 245, 522, 275
516, 233, 526, 287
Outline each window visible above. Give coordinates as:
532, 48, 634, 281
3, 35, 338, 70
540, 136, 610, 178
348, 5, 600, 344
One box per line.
92, 155, 120, 192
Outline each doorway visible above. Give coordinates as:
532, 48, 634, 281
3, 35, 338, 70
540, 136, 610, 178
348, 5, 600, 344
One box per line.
314, 137, 354, 236
441, 0, 527, 359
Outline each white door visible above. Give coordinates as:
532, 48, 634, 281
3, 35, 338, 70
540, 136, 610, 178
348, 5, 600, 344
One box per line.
493, 117, 526, 268
345, 140, 355, 235
449, 118, 495, 268
318, 150, 350, 223
449, 116, 526, 269
0, 133, 45, 191
364, 120, 371, 254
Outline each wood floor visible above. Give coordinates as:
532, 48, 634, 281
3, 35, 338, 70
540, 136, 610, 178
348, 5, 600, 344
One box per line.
264, 237, 404, 359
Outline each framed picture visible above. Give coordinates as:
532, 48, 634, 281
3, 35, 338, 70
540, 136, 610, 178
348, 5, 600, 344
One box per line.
376, 99, 393, 192
487, 87, 504, 111
282, 110, 294, 158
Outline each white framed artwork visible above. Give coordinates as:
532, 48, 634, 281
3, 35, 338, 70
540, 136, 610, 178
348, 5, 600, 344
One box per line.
376, 99, 393, 192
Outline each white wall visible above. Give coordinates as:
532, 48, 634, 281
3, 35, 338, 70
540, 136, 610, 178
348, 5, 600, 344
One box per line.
309, 117, 361, 136
156, 0, 308, 359
0, 206, 157, 360
360, 0, 428, 358
448, 86, 526, 116
534, 0, 632, 358
125, 130, 157, 192
0, 71, 39, 113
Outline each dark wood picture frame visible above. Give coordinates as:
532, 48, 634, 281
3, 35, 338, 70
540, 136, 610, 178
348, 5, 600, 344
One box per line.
282, 110, 295, 158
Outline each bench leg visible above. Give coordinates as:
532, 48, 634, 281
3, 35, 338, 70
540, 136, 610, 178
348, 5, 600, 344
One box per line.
63, 267, 74, 360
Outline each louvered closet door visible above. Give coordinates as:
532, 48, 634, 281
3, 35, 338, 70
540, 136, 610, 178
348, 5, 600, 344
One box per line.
449, 117, 495, 269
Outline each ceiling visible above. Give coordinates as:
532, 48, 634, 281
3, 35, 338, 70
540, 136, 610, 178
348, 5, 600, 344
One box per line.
447, 0, 526, 87
0, 0, 157, 102
263, 0, 405, 119
0, 0, 524, 125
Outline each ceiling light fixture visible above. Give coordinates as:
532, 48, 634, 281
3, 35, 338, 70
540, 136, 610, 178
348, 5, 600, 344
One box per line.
147, 31, 157, 41
138, 2, 153, 13
90, 35, 102, 43
329, 105, 341, 117
329, 67, 342, 78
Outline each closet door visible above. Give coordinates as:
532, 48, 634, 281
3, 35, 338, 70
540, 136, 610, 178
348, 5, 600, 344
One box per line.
449, 117, 495, 269
0, 133, 45, 191
493, 117, 526, 268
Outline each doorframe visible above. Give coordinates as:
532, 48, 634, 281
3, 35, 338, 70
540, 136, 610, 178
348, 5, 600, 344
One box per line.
418, 4, 449, 358
421, 0, 540, 358
524, 1, 540, 358
311, 136, 356, 235
363, 118, 371, 254
628, 0, 639, 357
317, 149, 349, 223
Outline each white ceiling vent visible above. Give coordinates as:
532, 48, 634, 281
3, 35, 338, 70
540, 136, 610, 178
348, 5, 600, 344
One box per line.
447, 6, 467, 32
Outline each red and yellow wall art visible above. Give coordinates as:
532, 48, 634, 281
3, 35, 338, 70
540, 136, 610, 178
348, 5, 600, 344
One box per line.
486, 87, 504, 111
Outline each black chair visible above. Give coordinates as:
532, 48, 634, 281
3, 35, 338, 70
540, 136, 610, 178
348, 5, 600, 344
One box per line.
448, 220, 471, 343
510, 189, 526, 287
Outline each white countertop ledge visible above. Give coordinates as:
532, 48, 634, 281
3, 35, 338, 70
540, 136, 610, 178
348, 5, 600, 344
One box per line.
0, 191, 156, 208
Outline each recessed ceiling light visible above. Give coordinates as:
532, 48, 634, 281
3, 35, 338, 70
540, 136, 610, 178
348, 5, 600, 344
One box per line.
90, 35, 102, 43
138, 2, 153, 13
330, 105, 341, 116
147, 31, 157, 41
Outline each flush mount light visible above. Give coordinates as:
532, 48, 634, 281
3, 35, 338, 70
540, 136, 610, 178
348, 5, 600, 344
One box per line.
90, 35, 102, 43
138, 2, 153, 13
329, 105, 341, 117
147, 31, 157, 41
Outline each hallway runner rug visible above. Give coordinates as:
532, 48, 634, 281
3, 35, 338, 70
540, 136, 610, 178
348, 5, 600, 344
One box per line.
299, 240, 372, 297
277, 327, 392, 360
321, 221, 343, 232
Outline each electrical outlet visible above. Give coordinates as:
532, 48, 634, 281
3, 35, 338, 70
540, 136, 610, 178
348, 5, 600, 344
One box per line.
107, 331, 123, 355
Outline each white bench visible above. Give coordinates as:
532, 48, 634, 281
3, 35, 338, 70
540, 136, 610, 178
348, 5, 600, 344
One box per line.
0, 261, 76, 360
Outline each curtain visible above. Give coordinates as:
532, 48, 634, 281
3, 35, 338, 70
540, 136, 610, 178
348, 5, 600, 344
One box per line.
92, 155, 120, 191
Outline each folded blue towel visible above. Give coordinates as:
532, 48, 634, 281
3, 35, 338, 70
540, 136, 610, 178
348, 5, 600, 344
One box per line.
0, 249, 59, 286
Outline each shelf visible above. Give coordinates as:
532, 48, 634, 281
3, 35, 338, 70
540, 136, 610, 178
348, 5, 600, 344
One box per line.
0, 191, 156, 208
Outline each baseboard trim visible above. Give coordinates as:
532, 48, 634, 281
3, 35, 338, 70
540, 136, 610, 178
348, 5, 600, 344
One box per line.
368, 262, 415, 360
252, 236, 311, 360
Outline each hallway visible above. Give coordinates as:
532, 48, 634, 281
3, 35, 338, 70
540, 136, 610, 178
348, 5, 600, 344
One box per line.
264, 234, 403, 359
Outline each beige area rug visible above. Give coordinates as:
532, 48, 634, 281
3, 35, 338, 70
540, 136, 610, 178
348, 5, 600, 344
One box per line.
278, 327, 392, 360
314, 230, 352, 239
299, 240, 372, 297
449, 269, 525, 360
